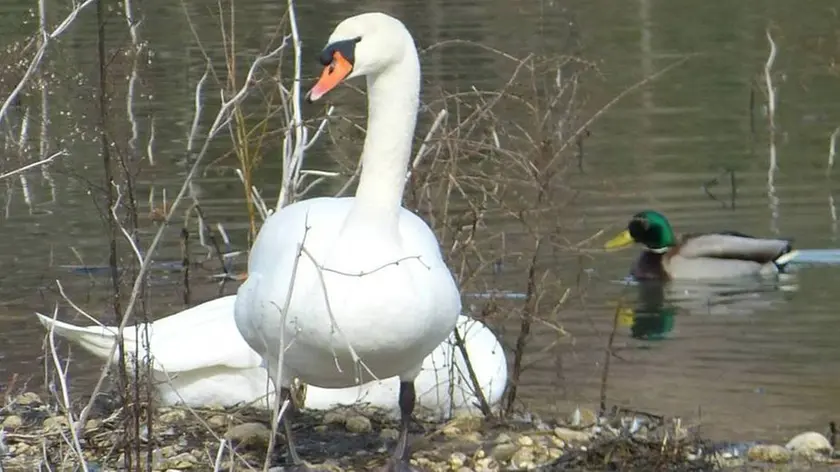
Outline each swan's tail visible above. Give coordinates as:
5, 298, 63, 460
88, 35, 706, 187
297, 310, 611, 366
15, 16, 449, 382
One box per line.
35, 312, 137, 362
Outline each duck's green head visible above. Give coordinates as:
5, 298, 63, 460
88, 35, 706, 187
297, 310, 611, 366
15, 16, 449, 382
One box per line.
604, 210, 676, 253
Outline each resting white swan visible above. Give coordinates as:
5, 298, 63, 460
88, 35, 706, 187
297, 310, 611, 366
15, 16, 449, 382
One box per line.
34, 298, 507, 420
233, 12, 460, 472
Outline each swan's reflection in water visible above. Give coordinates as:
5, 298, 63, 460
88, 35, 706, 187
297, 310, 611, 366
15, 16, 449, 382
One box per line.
618, 273, 800, 341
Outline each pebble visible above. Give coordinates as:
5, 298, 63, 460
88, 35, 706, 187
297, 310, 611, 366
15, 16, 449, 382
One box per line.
224, 422, 271, 448
43, 416, 68, 432
442, 425, 461, 437
207, 415, 227, 429
14, 392, 41, 405
380, 428, 399, 441
747, 444, 791, 463
323, 410, 347, 425
462, 432, 483, 443
490, 443, 517, 462
785, 432, 832, 454
474, 457, 499, 472
553, 426, 591, 443
510, 446, 534, 467
166, 451, 198, 468
84, 419, 101, 432
160, 445, 180, 458
517, 435, 534, 447
495, 433, 512, 443
159, 409, 187, 424
566, 407, 598, 427
449, 451, 467, 468
2, 415, 23, 430
344, 415, 372, 433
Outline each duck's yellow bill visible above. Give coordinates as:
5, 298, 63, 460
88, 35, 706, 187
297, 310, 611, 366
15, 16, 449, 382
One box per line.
604, 230, 634, 250
617, 307, 635, 327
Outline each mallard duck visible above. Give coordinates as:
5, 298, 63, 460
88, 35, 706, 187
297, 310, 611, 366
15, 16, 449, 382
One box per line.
604, 210, 799, 280
35, 296, 507, 420
234, 13, 460, 471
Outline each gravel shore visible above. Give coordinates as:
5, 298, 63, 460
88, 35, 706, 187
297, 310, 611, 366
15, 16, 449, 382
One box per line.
1, 392, 836, 471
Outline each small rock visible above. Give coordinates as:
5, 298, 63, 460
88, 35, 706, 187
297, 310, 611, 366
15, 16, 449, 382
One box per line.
785, 432, 832, 454
566, 407, 598, 427
490, 443, 517, 462
313, 425, 329, 433
12, 443, 30, 454
517, 435, 534, 447
550, 436, 566, 448
207, 415, 227, 429
449, 413, 483, 433
462, 432, 483, 443
456, 467, 472, 472
474, 457, 499, 472
495, 433, 512, 443
167, 451, 198, 468
449, 451, 467, 468
747, 444, 791, 463
380, 428, 399, 441
323, 410, 347, 425
554, 427, 591, 443
159, 409, 187, 424
15, 392, 41, 405
224, 422, 271, 448
43, 416, 68, 431
84, 419, 101, 432
510, 447, 535, 469
160, 445, 180, 458
345, 415, 372, 433
442, 425, 461, 437
2, 415, 23, 430
548, 447, 563, 459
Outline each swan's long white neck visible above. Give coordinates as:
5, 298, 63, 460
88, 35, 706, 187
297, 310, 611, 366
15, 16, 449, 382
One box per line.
347, 41, 420, 231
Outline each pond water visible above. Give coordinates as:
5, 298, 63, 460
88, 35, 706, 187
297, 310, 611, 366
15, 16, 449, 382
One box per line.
1, 0, 839, 444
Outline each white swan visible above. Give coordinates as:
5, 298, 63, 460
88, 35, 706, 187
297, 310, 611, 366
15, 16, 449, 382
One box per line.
34, 298, 507, 420
233, 12, 460, 471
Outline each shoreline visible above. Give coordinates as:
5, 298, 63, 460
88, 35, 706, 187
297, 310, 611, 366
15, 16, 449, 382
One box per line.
1, 391, 836, 471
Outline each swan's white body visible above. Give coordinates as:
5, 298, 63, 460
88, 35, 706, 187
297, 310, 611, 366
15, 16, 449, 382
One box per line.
35, 297, 507, 419
233, 13, 462, 393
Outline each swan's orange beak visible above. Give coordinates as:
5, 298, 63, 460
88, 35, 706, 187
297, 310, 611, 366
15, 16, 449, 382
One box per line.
307, 51, 353, 102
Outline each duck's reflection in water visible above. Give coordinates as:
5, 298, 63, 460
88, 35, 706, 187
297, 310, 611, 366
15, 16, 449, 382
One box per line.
617, 274, 799, 341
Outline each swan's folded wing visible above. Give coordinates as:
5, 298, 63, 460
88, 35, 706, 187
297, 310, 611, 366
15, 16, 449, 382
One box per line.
678, 233, 792, 263
148, 298, 264, 373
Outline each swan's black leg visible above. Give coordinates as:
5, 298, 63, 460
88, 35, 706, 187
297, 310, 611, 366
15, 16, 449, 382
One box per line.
379, 381, 423, 472
279, 386, 313, 471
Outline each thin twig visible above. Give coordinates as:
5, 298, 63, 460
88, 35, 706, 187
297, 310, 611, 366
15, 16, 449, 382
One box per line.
0, 151, 64, 180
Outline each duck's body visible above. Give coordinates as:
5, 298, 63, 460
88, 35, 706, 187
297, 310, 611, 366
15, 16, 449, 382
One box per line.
606, 211, 798, 281
35, 297, 507, 419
